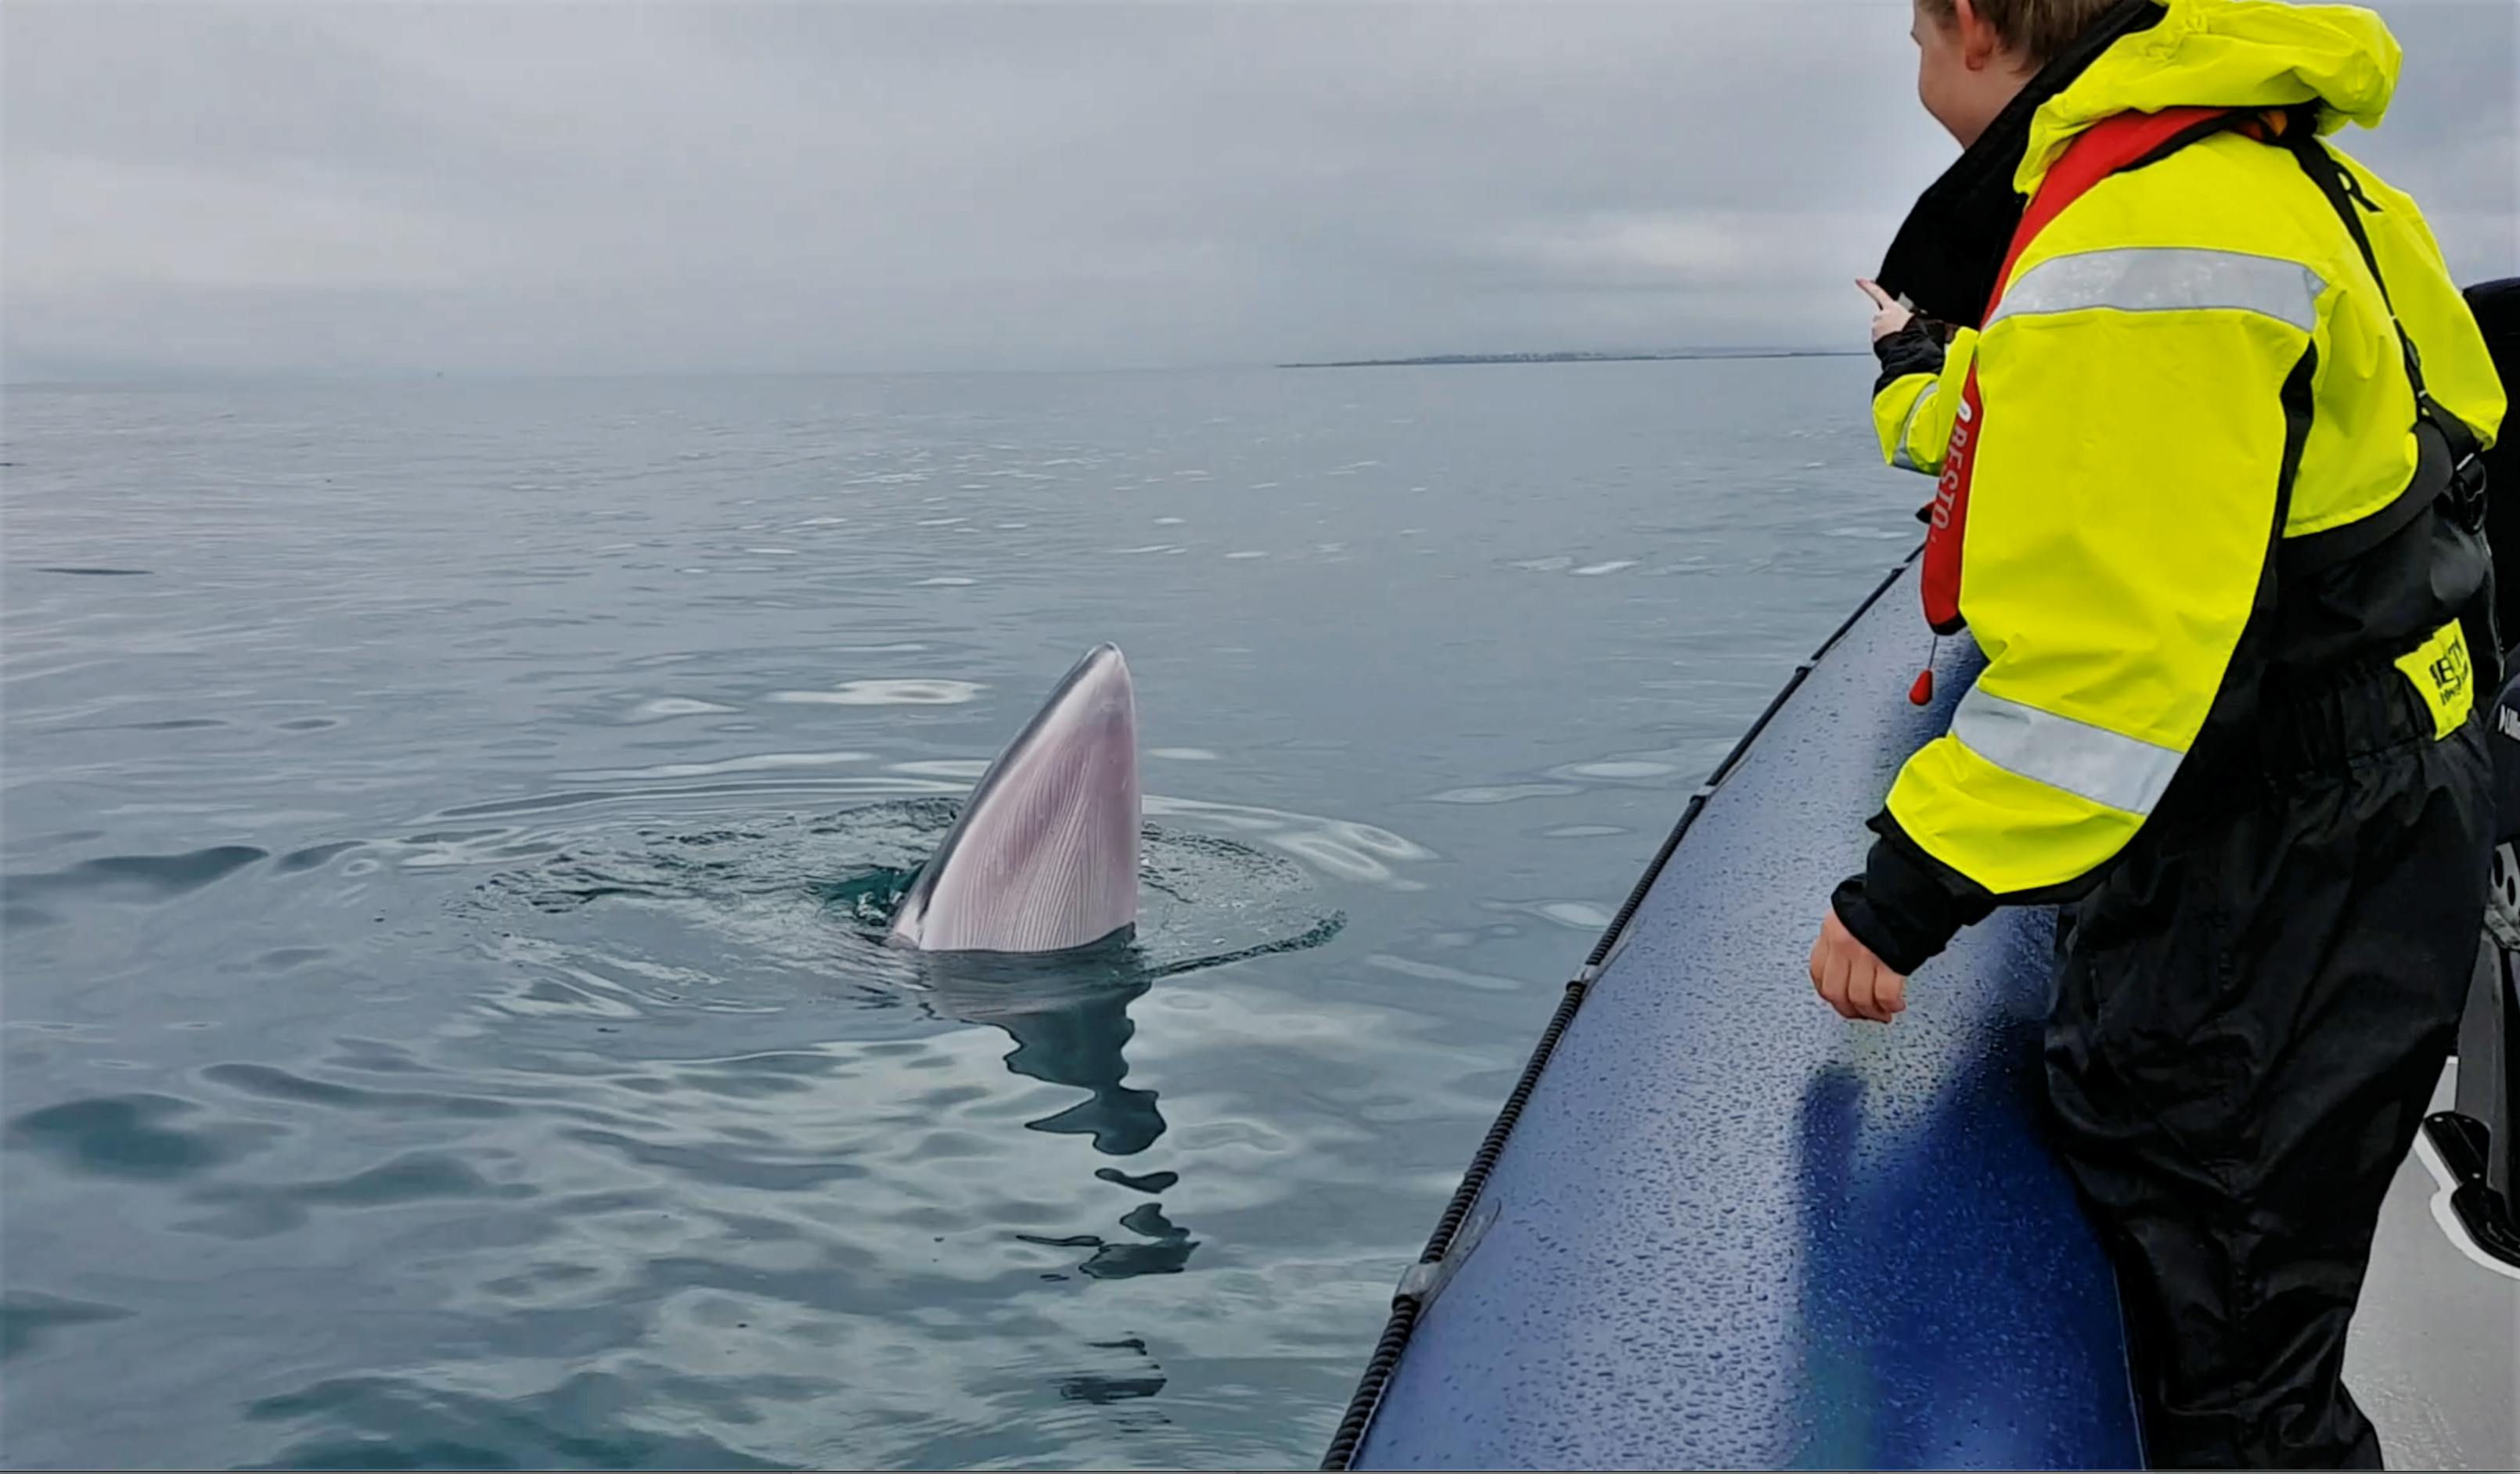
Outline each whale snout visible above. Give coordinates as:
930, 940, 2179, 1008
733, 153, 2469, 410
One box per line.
884, 644, 1143, 954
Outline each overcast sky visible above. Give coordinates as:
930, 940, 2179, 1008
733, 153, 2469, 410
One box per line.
3, 1, 2511, 379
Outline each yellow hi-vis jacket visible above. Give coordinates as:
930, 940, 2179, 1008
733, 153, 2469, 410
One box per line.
1849, 0, 2504, 970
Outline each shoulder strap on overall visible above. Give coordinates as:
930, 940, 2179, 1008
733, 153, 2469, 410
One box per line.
2272, 105, 2490, 575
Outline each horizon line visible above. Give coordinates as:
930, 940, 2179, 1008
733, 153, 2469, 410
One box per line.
2, 345, 1862, 390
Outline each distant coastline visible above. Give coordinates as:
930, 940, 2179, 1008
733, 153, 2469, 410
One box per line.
1280, 347, 1867, 369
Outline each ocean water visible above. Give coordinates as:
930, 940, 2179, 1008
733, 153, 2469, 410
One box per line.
1, 360, 1919, 1470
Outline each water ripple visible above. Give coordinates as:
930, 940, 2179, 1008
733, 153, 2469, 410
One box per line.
766, 680, 983, 706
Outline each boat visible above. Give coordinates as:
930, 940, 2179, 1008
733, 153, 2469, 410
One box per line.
1325, 552, 2518, 1470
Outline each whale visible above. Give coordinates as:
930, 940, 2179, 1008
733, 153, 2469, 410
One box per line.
886, 643, 1141, 954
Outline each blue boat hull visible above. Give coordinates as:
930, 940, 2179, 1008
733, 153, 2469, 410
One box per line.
1342, 556, 2147, 1471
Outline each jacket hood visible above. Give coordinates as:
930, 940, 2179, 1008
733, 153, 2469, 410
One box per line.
2021, 0, 2402, 192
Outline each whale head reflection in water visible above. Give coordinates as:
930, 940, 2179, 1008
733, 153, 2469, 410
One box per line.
909, 942, 1164, 1156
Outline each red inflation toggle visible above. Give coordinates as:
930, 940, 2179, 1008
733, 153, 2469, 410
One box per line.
1909, 669, 1935, 706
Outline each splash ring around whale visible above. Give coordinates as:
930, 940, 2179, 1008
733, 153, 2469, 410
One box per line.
439, 782, 1427, 1031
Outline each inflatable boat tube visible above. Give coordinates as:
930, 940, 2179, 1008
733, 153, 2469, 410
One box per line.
1328, 554, 2147, 1471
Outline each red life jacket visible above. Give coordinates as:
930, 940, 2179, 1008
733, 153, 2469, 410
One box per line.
1919, 105, 2241, 635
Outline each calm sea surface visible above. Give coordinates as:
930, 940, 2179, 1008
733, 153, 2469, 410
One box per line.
2, 360, 1918, 1469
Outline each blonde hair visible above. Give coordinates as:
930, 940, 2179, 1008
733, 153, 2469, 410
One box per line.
1917, 0, 2133, 65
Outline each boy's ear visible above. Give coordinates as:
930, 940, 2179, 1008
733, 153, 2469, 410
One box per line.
1950, 0, 2003, 69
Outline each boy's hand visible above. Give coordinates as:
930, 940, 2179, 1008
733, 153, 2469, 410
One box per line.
1858, 278, 1914, 344
1810, 907, 1907, 1023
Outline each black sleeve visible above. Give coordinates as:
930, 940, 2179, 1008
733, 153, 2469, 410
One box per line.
1829, 811, 1996, 976
1872, 319, 1947, 397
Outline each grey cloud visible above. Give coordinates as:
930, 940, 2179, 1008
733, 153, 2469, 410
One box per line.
2, 1, 2510, 379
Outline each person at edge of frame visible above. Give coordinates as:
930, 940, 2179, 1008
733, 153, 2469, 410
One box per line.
1809, 0, 2506, 1466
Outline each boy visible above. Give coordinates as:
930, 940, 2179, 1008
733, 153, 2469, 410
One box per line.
1807, 0, 2506, 1465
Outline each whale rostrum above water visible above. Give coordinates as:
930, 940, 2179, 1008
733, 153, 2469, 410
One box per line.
886, 643, 1143, 953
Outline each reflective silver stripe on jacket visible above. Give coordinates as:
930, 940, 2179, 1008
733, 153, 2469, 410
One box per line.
1990, 247, 2324, 333
1950, 683, 2185, 814
1892, 384, 1939, 473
